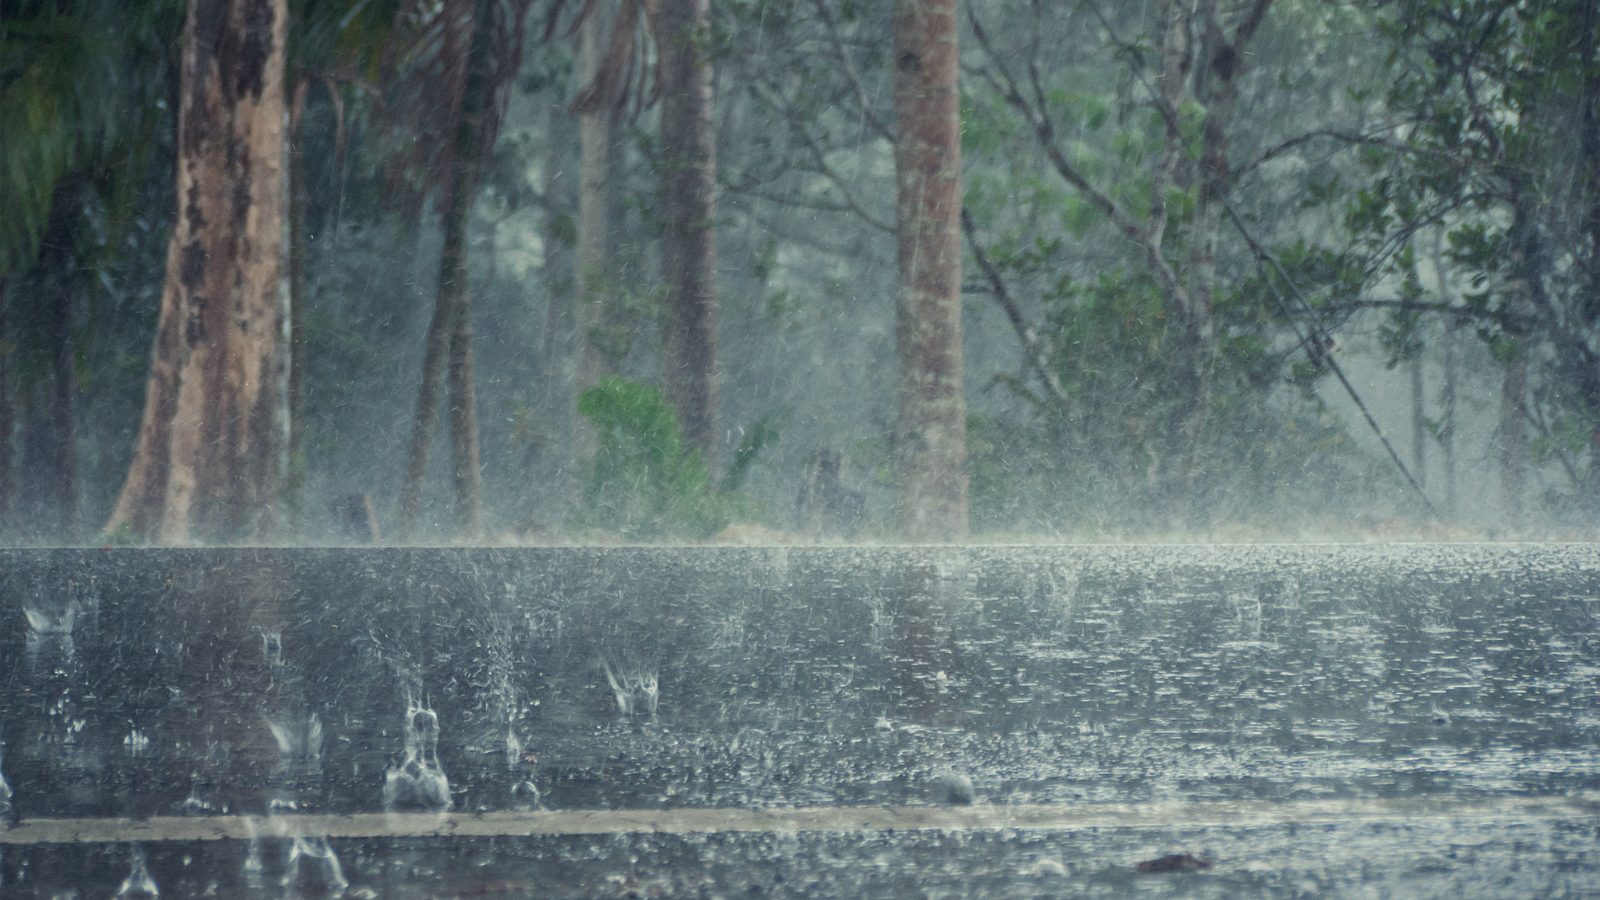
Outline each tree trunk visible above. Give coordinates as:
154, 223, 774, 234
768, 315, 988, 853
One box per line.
1499, 190, 1542, 528
105, 0, 289, 545
539, 94, 578, 519
47, 259, 79, 540
285, 80, 310, 535
1499, 343, 1527, 525
572, 3, 617, 481
658, 0, 720, 468
447, 273, 483, 535
38, 186, 81, 540
892, 0, 967, 540
0, 283, 12, 539
1575, 0, 1600, 510
1410, 350, 1427, 492
1432, 232, 1458, 516
1405, 247, 1427, 493
396, 277, 455, 539
1165, 0, 1272, 513
396, 0, 493, 540
1441, 325, 1458, 515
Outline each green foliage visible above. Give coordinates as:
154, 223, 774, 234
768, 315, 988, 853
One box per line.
1341, 0, 1600, 511
0, 1, 182, 280
574, 377, 751, 539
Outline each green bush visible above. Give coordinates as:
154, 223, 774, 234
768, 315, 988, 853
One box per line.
574, 377, 752, 539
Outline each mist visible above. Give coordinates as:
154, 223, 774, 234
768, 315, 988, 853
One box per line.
2, 1, 1596, 546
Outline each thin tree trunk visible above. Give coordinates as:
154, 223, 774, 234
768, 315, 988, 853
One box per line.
1432, 232, 1458, 516
1410, 350, 1427, 492
397, 0, 494, 539
0, 282, 12, 539
1442, 325, 1457, 515
47, 264, 79, 540
447, 282, 483, 535
396, 283, 455, 539
1499, 190, 1542, 528
892, 0, 967, 540
658, 0, 720, 468
105, 0, 289, 545
1499, 344, 1527, 525
1405, 248, 1427, 493
539, 95, 578, 519
1576, 0, 1600, 509
573, 2, 617, 475
1166, 0, 1273, 513
286, 80, 310, 534
38, 187, 81, 540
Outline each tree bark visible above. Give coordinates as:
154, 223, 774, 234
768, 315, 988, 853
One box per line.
658, 0, 720, 468
105, 0, 289, 545
892, 0, 967, 540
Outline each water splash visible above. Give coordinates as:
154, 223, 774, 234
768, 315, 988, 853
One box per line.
503, 726, 525, 769
123, 728, 151, 756
242, 818, 265, 888
511, 777, 542, 809
113, 845, 159, 898
23, 598, 77, 635
23, 601, 79, 674
603, 660, 659, 718
929, 771, 976, 805
383, 692, 450, 811
283, 833, 349, 891
267, 712, 323, 769
179, 774, 216, 815
260, 629, 284, 667
0, 744, 12, 818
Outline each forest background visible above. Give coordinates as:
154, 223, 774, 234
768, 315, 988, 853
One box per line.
1, 0, 1597, 545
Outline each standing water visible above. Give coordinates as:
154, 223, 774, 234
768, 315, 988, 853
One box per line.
0, 544, 1596, 896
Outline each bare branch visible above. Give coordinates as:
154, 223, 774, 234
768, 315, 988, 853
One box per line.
808, 0, 895, 144
965, 2, 1196, 319
745, 81, 893, 232
961, 208, 1068, 403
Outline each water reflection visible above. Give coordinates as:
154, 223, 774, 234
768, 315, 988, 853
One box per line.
112, 844, 158, 897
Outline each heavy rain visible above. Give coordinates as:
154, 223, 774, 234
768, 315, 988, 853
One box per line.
1, 0, 1598, 896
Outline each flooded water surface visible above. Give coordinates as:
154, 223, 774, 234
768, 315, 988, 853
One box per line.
0, 544, 1597, 896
